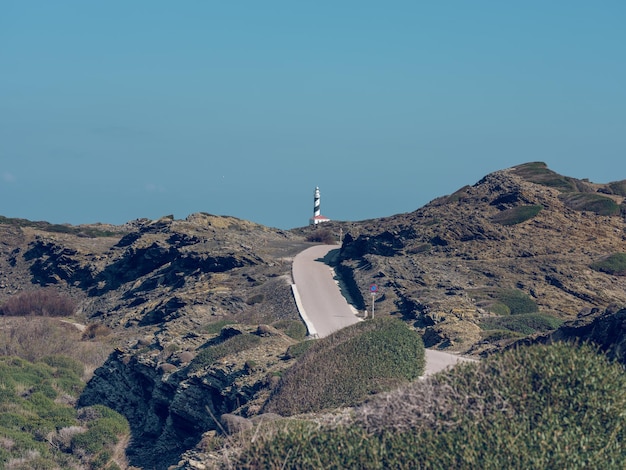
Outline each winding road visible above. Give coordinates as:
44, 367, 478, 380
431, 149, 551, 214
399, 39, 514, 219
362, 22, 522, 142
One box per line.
292, 244, 474, 376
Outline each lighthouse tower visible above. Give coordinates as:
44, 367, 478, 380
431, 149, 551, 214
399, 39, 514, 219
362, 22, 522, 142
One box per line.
309, 186, 330, 225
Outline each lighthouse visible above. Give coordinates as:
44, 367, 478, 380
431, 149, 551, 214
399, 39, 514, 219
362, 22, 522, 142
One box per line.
309, 186, 331, 225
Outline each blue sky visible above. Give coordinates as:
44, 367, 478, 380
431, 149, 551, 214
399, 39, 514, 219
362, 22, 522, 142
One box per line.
1, 1, 625, 229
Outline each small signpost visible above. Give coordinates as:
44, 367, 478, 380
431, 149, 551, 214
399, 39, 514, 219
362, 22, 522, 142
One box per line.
369, 284, 378, 319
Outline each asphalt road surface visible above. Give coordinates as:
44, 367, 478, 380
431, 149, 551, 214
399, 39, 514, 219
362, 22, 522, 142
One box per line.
292, 244, 361, 338
292, 244, 475, 375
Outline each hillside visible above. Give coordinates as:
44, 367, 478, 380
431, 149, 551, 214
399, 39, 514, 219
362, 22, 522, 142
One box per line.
334, 162, 626, 353
1, 162, 626, 468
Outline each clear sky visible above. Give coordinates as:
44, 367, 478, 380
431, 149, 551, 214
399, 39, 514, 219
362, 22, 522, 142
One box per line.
1, 1, 625, 229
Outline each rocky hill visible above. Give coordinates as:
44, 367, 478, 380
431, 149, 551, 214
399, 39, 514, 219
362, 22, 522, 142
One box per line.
1, 162, 625, 468
334, 162, 626, 353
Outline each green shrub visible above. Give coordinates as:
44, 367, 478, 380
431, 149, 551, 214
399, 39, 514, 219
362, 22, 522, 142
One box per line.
189, 333, 261, 372
491, 205, 542, 225
560, 193, 621, 215
263, 317, 425, 416
202, 319, 235, 335
234, 343, 626, 469
480, 313, 564, 335
283, 340, 315, 359
272, 319, 307, 340
474, 288, 538, 315
479, 329, 526, 343
590, 252, 626, 276
510, 162, 577, 191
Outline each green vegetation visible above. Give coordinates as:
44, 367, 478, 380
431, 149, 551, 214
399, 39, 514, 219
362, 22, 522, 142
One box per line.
189, 333, 262, 372
590, 252, 626, 276
491, 205, 542, 226
473, 288, 538, 315
0, 357, 128, 469
0, 215, 123, 237
272, 319, 307, 340
510, 162, 578, 191
233, 343, 626, 469
560, 193, 621, 216
263, 317, 425, 416
283, 340, 315, 359
480, 313, 564, 335
203, 319, 235, 335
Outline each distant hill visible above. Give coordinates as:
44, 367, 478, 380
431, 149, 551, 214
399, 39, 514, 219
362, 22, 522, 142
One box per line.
1, 162, 625, 468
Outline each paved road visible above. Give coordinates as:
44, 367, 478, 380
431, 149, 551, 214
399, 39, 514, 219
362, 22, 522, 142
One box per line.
292, 244, 475, 375
292, 244, 361, 338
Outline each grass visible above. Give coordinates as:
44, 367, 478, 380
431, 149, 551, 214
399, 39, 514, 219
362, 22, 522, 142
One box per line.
262, 317, 425, 416
590, 252, 626, 276
491, 205, 542, 226
231, 342, 626, 469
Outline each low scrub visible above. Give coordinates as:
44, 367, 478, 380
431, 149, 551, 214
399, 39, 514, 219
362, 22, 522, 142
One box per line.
272, 319, 307, 340
510, 162, 577, 191
0, 357, 128, 469
188, 333, 261, 372
474, 288, 538, 315
0, 317, 111, 371
0, 288, 76, 317
608, 180, 626, 196
233, 343, 626, 469
491, 205, 542, 226
263, 317, 425, 416
306, 229, 336, 244
560, 193, 621, 216
590, 252, 626, 276
479, 313, 564, 335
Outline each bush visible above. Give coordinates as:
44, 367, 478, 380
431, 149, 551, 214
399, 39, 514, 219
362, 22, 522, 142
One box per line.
491, 205, 542, 226
306, 229, 336, 244
234, 343, 626, 469
0, 318, 80, 362
590, 253, 626, 276
510, 162, 578, 191
480, 313, 564, 335
560, 193, 621, 216
474, 288, 538, 315
272, 319, 307, 340
0, 289, 76, 317
263, 317, 425, 416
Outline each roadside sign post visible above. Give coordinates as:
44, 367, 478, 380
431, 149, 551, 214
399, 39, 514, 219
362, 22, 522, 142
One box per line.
369, 284, 378, 319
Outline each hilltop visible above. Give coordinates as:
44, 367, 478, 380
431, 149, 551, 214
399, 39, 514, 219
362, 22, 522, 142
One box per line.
1, 162, 626, 468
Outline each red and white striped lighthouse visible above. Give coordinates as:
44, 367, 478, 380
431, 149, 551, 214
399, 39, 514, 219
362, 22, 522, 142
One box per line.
309, 186, 330, 225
